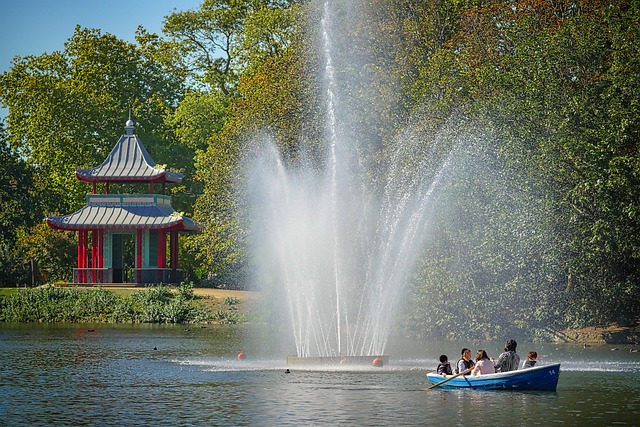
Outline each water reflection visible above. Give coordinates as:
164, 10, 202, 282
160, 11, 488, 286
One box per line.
1, 324, 639, 426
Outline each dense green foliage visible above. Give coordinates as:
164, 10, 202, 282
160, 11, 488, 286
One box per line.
1, 0, 639, 337
390, 0, 640, 339
192, 0, 640, 338
0, 285, 245, 324
0, 27, 192, 213
0, 125, 38, 285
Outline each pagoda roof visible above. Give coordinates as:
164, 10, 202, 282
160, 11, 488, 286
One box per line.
46, 194, 200, 232
75, 120, 183, 184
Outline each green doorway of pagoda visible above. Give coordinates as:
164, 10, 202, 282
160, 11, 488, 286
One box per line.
111, 234, 135, 283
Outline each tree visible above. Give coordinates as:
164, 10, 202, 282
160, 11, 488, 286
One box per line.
0, 26, 188, 216
161, 0, 297, 94
396, 0, 640, 337
16, 223, 76, 284
0, 124, 39, 285
471, 0, 640, 327
162, 0, 304, 286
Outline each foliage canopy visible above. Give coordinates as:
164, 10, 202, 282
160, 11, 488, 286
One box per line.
1, 0, 639, 338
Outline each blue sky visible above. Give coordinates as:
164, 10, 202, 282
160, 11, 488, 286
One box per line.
0, 0, 202, 117
0, 0, 202, 71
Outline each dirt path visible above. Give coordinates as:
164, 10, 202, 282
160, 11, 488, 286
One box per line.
193, 288, 260, 300
556, 323, 640, 345
72, 286, 260, 301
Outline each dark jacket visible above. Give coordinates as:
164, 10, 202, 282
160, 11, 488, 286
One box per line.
437, 362, 453, 375
456, 358, 475, 374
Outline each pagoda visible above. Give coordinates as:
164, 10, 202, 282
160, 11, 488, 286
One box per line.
47, 118, 200, 286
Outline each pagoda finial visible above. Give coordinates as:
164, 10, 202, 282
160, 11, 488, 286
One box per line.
125, 109, 135, 135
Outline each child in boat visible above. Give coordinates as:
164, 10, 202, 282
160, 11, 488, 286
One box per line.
436, 355, 453, 376
521, 351, 538, 369
471, 349, 495, 376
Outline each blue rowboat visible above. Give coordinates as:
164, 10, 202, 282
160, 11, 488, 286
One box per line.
426, 363, 560, 391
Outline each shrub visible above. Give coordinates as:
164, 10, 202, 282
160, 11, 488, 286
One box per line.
177, 281, 195, 300
223, 297, 240, 306
132, 286, 172, 305
0, 285, 236, 325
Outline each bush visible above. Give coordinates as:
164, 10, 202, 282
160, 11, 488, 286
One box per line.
131, 286, 172, 305
223, 297, 240, 306
177, 281, 195, 300
0, 285, 234, 325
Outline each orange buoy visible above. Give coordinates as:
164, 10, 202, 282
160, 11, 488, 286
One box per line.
237, 351, 246, 360
372, 357, 383, 367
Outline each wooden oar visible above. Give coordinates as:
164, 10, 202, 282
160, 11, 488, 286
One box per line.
423, 367, 473, 390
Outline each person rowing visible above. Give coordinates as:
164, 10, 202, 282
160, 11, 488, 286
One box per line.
455, 348, 475, 374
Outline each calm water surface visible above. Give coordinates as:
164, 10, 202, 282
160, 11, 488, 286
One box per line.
1, 323, 639, 426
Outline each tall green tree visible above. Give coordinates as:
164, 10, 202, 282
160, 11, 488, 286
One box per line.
16, 223, 76, 285
474, 0, 640, 327
401, 0, 640, 338
0, 26, 188, 216
161, 0, 303, 285
0, 124, 38, 285
161, 0, 296, 93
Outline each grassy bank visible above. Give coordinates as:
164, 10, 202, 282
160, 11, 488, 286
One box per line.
0, 284, 253, 324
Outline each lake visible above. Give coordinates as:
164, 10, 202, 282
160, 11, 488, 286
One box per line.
1, 323, 639, 426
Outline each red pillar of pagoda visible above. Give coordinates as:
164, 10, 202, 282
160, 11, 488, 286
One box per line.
77, 231, 82, 283
83, 230, 89, 283
77, 230, 89, 283
157, 231, 166, 268
156, 231, 166, 283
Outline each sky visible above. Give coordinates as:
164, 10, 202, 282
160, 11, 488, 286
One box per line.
0, 0, 202, 117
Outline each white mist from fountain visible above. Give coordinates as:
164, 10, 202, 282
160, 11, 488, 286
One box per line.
246, 0, 455, 358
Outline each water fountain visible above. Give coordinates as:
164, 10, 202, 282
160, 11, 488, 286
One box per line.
245, 0, 454, 365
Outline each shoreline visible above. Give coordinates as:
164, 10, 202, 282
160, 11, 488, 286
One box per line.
554, 323, 640, 345
2, 287, 637, 343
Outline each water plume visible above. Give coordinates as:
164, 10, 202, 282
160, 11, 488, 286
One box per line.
245, 0, 456, 358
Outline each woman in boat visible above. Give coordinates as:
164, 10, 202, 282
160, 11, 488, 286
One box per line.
471, 350, 495, 376
455, 348, 475, 374
493, 339, 520, 372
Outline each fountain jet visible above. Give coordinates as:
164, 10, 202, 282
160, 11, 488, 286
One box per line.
246, 0, 452, 361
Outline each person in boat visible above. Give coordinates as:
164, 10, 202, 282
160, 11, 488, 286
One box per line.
455, 348, 475, 374
471, 349, 495, 376
521, 351, 538, 369
436, 355, 453, 376
493, 339, 520, 373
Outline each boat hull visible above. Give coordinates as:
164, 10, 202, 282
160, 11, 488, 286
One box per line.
426, 363, 560, 391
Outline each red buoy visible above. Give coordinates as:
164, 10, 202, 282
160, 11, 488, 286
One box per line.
237, 351, 246, 360
372, 357, 383, 367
